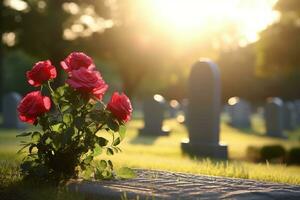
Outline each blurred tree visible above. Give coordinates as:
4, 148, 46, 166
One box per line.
2, 0, 114, 86
256, 0, 300, 76
256, 0, 300, 99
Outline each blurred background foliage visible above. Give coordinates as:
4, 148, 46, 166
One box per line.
1, 0, 300, 103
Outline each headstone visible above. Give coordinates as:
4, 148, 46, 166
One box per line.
2, 92, 26, 129
168, 100, 180, 118
139, 94, 170, 136
181, 59, 227, 159
227, 97, 251, 129
283, 102, 297, 130
265, 97, 285, 138
293, 100, 300, 125
177, 98, 189, 124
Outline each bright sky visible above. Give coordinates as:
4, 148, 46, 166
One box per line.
4, 0, 279, 48
145, 0, 279, 46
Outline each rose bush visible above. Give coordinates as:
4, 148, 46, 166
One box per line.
17, 52, 132, 182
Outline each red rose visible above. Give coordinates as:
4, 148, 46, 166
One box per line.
66, 67, 108, 100
61, 52, 95, 72
18, 91, 51, 124
26, 60, 57, 87
107, 92, 132, 123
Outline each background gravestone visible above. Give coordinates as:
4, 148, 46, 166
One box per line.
265, 97, 285, 138
139, 94, 170, 136
181, 59, 227, 159
283, 102, 297, 131
168, 100, 180, 118
293, 100, 300, 126
2, 92, 26, 129
178, 98, 189, 124
227, 97, 251, 129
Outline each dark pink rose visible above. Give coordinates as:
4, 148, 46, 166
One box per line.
61, 52, 95, 72
18, 91, 51, 124
107, 92, 132, 123
26, 60, 57, 87
66, 67, 108, 100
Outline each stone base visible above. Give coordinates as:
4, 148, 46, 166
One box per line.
181, 139, 228, 159
139, 128, 170, 136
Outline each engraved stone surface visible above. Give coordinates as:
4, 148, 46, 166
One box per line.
181, 59, 227, 159
139, 94, 170, 136
227, 97, 251, 129
265, 98, 285, 138
67, 169, 300, 200
2, 92, 26, 129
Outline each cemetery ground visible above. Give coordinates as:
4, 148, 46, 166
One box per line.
1, 115, 300, 199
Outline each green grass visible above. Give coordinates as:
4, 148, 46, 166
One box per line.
101, 117, 300, 185
0, 115, 300, 199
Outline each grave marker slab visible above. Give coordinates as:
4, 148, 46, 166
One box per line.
139, 94, 170, 136
181, 59, 227, 159
265, 98, 285, 138
283, 102, 297, 131
2, 92, 26, 129
227, 97, 251, 129
168, 100, 180, 118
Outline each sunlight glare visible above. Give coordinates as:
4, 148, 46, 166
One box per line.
149, 0, 279, 45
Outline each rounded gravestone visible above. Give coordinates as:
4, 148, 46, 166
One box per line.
139, 94, 170, 136
227, 97, 251, 129
181, 59, 227, 159
265, 98, 285, 138
2, 92, 26, 129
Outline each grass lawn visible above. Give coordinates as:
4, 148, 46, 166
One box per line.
1, 115, 300, 199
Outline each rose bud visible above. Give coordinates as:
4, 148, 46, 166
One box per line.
26, 60, 57, 87
61, 52, 95, 72
107, 92, 133, 123
17, 91, 51, 124
66, 67, 108, 100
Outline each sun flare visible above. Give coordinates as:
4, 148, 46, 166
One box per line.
147, 0, 279, 46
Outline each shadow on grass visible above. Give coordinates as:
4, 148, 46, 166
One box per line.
226, 122, 267, 137
129, 135, 159, 145
0, 160, 86, 200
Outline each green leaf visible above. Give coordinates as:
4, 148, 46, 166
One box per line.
99, 160, 107, 170
97, 137, 109, 146
61, 104, 70, 112
107, 117, 119, 132
107, 160, 113, 170
117, 167, 136, 179
119, 125, 126, 141
84, 155, 93, 165
106, 147, 114, 156
113, 137, 121, 146
16, 132, 32, 137
32, 132, 41, 143
63, 113, 73, 125
93, 145, 102, 156
62, 128, 73, 145
17, 143, 31, 153
74, 117, 85, 129
29, 144, 37, 154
